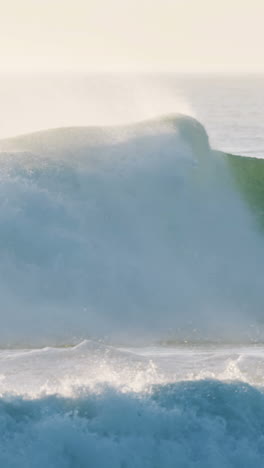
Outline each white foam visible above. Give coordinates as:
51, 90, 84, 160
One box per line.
0, 342, 263, 467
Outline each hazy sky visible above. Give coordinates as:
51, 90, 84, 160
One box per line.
1, 0, 264, 72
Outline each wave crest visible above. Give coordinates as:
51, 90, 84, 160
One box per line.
0, 115, 263, 345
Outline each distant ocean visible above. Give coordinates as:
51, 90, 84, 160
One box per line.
0, 73, 264, 467
177, 74, 264, 157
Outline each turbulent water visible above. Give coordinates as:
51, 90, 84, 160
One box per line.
1, 75, 264, 466
1, 341, 264, 468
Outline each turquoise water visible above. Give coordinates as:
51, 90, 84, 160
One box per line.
1, 342, 264, 467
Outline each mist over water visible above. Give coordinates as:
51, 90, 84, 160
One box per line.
1, 73, 264, 467
0, 73, 194, 139
0, 109, 263, 345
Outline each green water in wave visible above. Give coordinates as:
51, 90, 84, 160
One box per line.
226, 153, 264, 229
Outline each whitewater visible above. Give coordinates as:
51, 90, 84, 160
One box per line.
1, 341, 264, 467
1, 75, 264, 466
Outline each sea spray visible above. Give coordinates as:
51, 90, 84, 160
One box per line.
0, 115, 263, 345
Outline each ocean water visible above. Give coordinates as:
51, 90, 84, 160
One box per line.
1, 73, 264, 466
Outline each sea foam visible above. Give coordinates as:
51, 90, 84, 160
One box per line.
0, 341, 264, 468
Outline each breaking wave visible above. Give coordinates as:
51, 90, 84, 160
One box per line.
0, 114, 264, 345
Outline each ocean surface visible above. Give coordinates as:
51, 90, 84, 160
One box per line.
1, 73, 264, 466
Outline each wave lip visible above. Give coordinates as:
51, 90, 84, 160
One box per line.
0, 114, 210, 158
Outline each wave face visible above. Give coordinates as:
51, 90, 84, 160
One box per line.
0, 114, 264, 345
1, 341, 264, 467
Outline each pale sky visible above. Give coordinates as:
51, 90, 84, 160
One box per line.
1, 0, 264, 72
